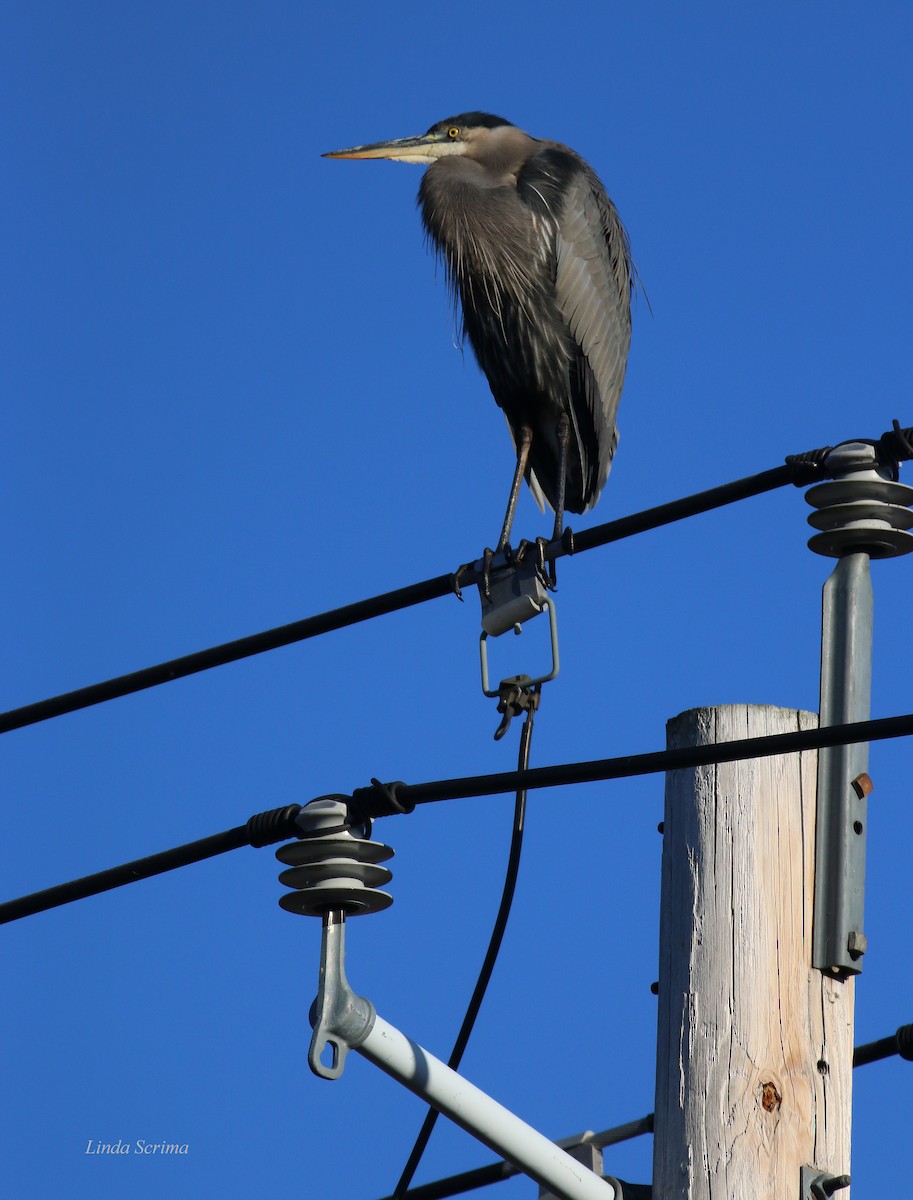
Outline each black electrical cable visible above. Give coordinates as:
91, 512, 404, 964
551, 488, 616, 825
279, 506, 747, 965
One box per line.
393, 694, 539, 1198
853, 1023, 913, 1066
0, 573, 453, 736
380, 1112, 655, 1200
5, 428, 890, 740
569, 464, 794, 555
4, 711, 913, 926
0, 805, 302, 924
386, 1158, 514, 1200
350, 711, 913, 818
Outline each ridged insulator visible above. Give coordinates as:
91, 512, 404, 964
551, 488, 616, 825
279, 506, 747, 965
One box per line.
805, 442, 913, 558
276, 798, 393, 917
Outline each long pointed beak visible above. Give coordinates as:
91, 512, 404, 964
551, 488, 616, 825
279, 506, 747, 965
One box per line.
322, 132, 443, 165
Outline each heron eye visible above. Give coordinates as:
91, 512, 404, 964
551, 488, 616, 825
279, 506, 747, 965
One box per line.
448, 127, 460, 139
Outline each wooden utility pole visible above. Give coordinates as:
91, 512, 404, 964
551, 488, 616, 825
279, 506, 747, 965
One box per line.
653, 704, 853, 1199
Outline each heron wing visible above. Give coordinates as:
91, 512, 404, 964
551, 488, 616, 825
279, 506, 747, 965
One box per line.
520, 149, 633, 509
555, 166, 632, 506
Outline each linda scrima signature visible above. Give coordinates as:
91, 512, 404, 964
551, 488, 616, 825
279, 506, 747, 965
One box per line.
85, 1139, 189, 1156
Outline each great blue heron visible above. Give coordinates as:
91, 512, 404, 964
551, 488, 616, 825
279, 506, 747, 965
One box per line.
325, 113, 633, 556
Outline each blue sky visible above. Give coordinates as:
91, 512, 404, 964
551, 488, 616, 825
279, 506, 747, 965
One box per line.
2, 3, 912, 1198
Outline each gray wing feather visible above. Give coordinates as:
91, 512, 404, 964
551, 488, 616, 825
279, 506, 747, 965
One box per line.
554, 170, 632, 507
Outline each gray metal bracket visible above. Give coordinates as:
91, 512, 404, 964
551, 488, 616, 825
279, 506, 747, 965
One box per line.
308, 910, 376, 1079
294, 801, 618, 1199
540, 1145, 650, 1200
539, 1145, 604, 1200
806, 441, 913, 975
479, 564, 559, 697
479, 554, 550, 637
800, 1165, 851, 1199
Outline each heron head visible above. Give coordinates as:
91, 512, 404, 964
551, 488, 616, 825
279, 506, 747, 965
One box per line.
323, 113, 516, 166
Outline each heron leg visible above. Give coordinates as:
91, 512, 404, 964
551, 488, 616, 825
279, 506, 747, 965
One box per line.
496, 425, 533, 553
546, 413, 571, 586
551, 413, 570, 544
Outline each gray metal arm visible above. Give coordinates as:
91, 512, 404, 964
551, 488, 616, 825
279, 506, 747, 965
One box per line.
308, 908, 617, 1200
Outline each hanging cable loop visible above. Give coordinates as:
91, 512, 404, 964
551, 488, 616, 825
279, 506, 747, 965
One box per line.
392, 688, 540, 1198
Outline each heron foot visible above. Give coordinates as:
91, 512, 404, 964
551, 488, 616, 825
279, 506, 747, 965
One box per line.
452, 529, 565, 603
481, 546, 495, 602
452, 546, 501, 603
537, 526, 574, 590
533, 537, 555, 590
452, 561, 470, 601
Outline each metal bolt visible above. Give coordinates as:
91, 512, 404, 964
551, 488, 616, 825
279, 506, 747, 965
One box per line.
847, 930, 868, 959
813, 1173, 851, 1199
802, 1166, 852, 1200
851, 772, 873, 798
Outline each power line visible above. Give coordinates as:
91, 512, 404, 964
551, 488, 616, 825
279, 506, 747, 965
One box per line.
853, 1023, 913, 1067
349, 710, 913, 818
8, 428, 904, 739
4, 710, 912, 925
0, 573, 452, 736
0, 805, 302, 924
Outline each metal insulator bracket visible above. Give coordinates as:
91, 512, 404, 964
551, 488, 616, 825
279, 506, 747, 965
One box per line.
806, 441, 912, 975
307, 910, 376, 1080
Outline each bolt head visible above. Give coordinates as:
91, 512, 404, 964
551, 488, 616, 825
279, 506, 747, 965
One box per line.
847, 930, 868, 958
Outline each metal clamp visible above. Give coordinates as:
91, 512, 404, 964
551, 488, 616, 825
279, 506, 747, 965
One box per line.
479, 576, 559, 700
491, 675, 541, 741
800, 1166, 851, 1199
480, 555, 550, 637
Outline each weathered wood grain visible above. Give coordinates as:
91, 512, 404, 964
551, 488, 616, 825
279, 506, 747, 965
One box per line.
653, 705, 853, 1199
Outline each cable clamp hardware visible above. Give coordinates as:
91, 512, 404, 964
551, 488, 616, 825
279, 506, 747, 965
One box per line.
478, 555, 560, 709
479, 553, 549, 637
480, 594, 559, 700
490, 675, 541, 742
